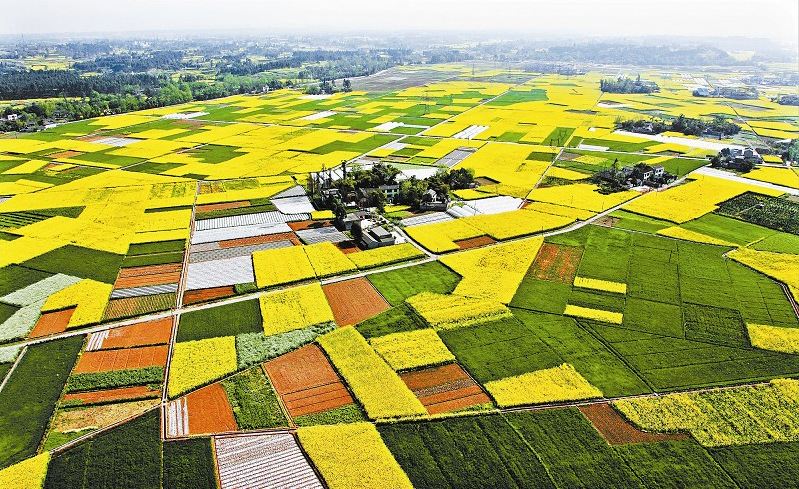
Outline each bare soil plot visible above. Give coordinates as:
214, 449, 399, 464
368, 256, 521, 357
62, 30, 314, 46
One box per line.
117, 263, 183, 278
578, 402, 689, 445
528, 242, 583, 282
288, 220, 333, 232
183, 383, 238, 435
73, 345, 169, 373
47, 150, 84, 159
51, 399, 159, 433
455, 235, 497, 250
195, 201, 250, 213
264, 344, 354, 418
61, 385, 160, 405
114, 270, 182, 289
400, 363, 491, 415
215, 433, 323, 489
322, 277, 390, 326
335, 240, 361, 254
595, 215, 621, 227
87, 317, 172, 350
217, 232, 300, 248
182, 286, 236, 305
29, 307, 75, 338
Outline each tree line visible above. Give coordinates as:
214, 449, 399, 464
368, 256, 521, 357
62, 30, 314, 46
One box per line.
615, 114, 741, 137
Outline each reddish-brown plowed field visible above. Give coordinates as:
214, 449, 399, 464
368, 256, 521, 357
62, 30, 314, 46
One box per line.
117, 263, 182, 278
182, 286, 236, 305
114, 271, 181, 289
322, 278, 390, 326
47, 150, 84, 159
73, 345, 169, 373
528, 242, 583, 282
455, 235, 496, 250
578, 403, 689, 445
101, 318, 172, 349
29, 308, 75, 338
61, 385, 160, 404
400, 363, 470, 391
217, 232, 299, 248
335, 240, 360, 254
400, 363, 491, 415
264, 345, 354, 418
184, 382, 238, 435
195, 201, 250, 213
288, 220, 333, 232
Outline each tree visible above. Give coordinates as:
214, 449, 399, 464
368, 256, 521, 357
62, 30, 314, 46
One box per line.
342, 78, 352, 92
332, 198, 347, 227
365, 190, 386, 212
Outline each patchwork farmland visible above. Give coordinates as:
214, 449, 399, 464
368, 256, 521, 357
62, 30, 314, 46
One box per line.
1, 55, 799, 489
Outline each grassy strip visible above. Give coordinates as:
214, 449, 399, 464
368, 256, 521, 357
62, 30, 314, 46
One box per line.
127, 239, 186, 255
121, 252, 184, 268
178, 298, 262, 342
221, 367, 287, 430
235, 323, 336, 370
293, 404, 367, 427
0, 335, 83, 469
65, 367, 164, 393
163, 438, 218, 489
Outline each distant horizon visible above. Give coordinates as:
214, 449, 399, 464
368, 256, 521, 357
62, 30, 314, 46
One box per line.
2, 0, 798, 44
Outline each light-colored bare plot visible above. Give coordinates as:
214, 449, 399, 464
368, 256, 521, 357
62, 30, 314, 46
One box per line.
400, 212, 454, 227
295, 226, 349, 244
272, 196, 316, 215
299, 111, 338, 121
196, 211, 309, 231
162, 111, 209, 119
215, 433, 323, 489
446, 196, 522, 218
185, 255, 255, 290
110, 283, 178, 299
452, 125, 489, 139
192, 222, 294, 245
437, 148, 476, 168
188, 240, 293, 263
90, 136, 141, 147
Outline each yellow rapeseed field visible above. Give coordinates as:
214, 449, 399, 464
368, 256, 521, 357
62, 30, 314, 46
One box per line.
260, 283, 334, 335
613, 379, 799, 446
317, 326, 426, 419
564, 304, 623, 324
168, 336, 237, 397
406, 292, 513, 330
657, 227, 737, 247
747, 324, 799, 354
485, 364, 602, 407
297, 423, 414, 489
0, 453, 50, 489
573, 277, 627, 294
370, 329, 455, 371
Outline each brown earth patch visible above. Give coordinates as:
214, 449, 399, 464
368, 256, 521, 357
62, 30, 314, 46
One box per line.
322, 278, 390, 326
117, 263, 182, 278
182, 286, 236, 306
184, 382, 238, 435
399, 363, 491, 415
77, 135, 106, 142
99, 317, 173, 349
51, 399, 159, 433
73, 345, 169, 373
195, 201, 251, 213
335, 240, 361, 254
578, 403, 690, 445
114, 270, 181, 289
264, 344, 354, 418
528, 242, 583, 282
558, 152, 582, 161
62, 385, 160, 405
217, 232, 299, 248
594, 216, 621, 228
29, 308, 76, 338
101, 293, 176, 321
47, 150, 84, 159
288, 220, 333, 232
455, 235, 496, 250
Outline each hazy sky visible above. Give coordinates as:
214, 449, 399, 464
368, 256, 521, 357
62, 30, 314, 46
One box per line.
2, 0, 798, 43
